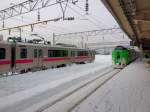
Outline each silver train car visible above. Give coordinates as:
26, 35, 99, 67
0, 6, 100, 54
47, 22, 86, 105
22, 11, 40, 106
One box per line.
0, 41, 95, 74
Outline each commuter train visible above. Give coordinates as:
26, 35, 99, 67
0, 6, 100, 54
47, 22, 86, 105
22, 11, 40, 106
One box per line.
112, 46, 138, 68
0, 41, 95, 75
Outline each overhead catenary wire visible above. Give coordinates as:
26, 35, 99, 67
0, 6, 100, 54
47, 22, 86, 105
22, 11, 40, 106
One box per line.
74, 4, 112, 28
65, 3, 104, 29
19, 16, 73, 33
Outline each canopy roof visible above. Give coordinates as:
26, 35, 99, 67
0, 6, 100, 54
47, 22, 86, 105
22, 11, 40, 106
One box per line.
102, 0, 150, 50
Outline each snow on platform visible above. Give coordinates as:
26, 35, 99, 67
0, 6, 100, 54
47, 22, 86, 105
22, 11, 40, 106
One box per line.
0, 55, 111, 98
72, 59, 150, 112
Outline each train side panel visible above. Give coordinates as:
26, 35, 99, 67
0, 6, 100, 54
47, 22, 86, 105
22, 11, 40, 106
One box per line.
0, 41, 96, 74
73, 50, 94, 64
15, 43, 35, 72
43, 47, 72, 68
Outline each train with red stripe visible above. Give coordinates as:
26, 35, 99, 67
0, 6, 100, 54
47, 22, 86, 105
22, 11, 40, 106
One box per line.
0, 40, 95, 75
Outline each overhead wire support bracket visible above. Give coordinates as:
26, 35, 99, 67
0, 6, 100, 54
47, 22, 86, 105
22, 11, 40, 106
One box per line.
0, 0, 77, 21
0, 17, 63, 32
55, 28, 122, 37
58, 0, 69, 20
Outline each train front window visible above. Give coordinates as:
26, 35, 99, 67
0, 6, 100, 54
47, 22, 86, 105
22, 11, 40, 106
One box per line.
20, 48, 27, 59
116, 52, 120, 59
0, 48, 5, 59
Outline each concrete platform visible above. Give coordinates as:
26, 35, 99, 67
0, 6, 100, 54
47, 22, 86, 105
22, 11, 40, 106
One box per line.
72, 59, 150, 112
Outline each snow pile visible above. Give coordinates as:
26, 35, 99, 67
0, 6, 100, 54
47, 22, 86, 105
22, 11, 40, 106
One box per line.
72, 59, 150, 112
95, 55, 112, 63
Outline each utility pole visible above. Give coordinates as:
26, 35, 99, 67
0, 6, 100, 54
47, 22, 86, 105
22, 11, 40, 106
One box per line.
81, 36, 84, 48
53, 33, 55, 46
19, 28, 22, 40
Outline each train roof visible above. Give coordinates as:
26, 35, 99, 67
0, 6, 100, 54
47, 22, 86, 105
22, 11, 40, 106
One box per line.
0, 41, 94, 51
16, 42, 91, 51
0, 41, 12, 45
114, 46, 127, 50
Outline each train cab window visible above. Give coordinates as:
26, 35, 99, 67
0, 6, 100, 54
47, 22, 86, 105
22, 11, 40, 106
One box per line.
20, 48, 27, 59
0, 48, 5, 59
34, 49, 38, 58
39, 49, 43, 57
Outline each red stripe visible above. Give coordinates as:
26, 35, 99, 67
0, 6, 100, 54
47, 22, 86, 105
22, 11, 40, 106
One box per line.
16, 59, 33, 64
0, 60, 11, 65
43, 57, 70, 61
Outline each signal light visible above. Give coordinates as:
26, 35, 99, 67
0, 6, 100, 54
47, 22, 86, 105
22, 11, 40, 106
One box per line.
85, 3, 88, 12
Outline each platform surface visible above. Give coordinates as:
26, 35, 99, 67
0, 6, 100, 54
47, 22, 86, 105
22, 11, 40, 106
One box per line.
72, 59, 150, 112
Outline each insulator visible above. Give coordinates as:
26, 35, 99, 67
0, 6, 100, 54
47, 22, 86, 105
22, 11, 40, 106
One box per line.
31, 24, 34, 32
85, 3, 88, 11
72, 0, 78, 4
85, 0, 89, 15
67, 17, 75, 20
64, 17, 75, 20
2, 20, 5, 28
9, 29, 11, 35
37, 8, 40, 21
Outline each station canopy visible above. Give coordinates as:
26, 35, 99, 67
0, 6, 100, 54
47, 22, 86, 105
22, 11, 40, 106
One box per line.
102, 0, 150, 50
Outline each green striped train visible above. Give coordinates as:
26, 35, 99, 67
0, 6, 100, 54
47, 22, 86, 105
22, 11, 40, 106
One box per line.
112, 46, 138, 68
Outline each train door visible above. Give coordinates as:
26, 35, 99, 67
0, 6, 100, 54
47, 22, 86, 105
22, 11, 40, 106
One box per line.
37, 49, 43, 67
33, 49, 38, 67
11, 47, 16, 71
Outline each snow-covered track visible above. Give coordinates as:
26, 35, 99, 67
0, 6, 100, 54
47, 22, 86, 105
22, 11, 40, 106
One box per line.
22, 67, 120, 112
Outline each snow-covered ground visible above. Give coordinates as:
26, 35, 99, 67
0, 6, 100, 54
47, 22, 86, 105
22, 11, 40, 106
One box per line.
0, 55, 112, 98
72, 59, 150, 112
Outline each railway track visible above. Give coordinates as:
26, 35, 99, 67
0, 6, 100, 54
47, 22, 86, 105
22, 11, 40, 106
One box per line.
22, 67, 121, 112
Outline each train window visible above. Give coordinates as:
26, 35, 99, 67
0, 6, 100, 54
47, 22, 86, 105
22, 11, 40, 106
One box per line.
0, 48, 5, 59
20, 48, 27, 59
63, 50, 68, 57
54, 50, 62, 57
34, 49, 38, 58
85, 51, 88, 56
77, 51, 84, 56
71, 51, 75, 56
49, 50, 68, 57
48, 50, 53, 57
39, 49, 43, 57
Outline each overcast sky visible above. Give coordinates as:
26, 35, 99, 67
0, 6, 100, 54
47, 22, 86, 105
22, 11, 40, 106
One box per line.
0, 0, 129, 44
